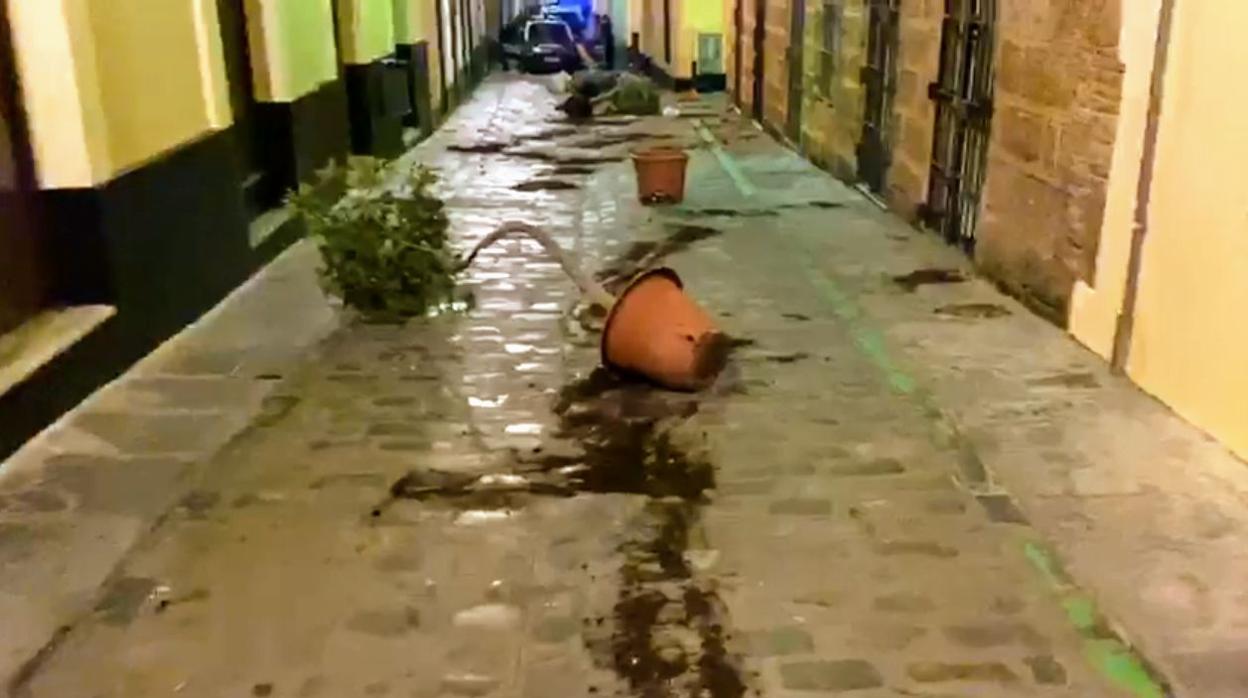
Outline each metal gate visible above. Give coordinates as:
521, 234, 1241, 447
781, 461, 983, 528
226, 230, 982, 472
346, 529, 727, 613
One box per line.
924, 0, 996, 249
856, 0, 900, 194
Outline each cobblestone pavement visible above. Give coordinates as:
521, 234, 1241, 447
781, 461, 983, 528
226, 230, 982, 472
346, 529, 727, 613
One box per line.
8, 77, 1155, 697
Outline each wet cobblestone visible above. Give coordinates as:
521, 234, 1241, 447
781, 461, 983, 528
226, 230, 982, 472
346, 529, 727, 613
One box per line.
9, 76, 1140, 697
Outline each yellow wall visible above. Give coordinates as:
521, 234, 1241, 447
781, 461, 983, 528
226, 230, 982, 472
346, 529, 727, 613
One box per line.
392, 0, 444, 111
680, 0, 725, 77
638, 0, 726, 80
244, 0, 338, 103
90, 0, 217, 173
337, 0, 396, 65
6, 0, 232, 189
640, 0, 674, 75
1121, 0, 1248, 460
1068, 0, 1163, 357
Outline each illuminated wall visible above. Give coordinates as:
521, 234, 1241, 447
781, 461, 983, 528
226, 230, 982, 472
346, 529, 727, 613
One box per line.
337, 0, 396, 65
1122, 0, 1248, 459
6, 0, 232, 188
243, 0, 339, 102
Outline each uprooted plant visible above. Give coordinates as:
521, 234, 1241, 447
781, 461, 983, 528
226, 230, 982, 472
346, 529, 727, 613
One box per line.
288, 157, 614, 319
287, 157, 460, 319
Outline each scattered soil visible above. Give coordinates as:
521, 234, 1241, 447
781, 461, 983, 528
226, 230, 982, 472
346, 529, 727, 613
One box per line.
892, 268, 967, 292
513, 179, 580, 192
597, 224, 723, 292
447, 142, 510, 154
1027, 372, 1100, 389
549, 165, 596, 177
568, 133, 674, 149
934, 303, 1011, 319
505, 149, 625, 166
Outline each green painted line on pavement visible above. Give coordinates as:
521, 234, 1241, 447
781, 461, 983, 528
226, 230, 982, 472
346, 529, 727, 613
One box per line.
693, 120, 757, 199
1025, 541, 1171, 698
795, 256, 917, 396
1085, 640, 1168, 698
698, 128, 913, 393
700, 127, 1172, 698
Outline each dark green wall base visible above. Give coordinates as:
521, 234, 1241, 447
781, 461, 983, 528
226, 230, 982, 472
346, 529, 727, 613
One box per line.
255, 78, 351, 189
694, 74, 727, 93
396, 42, 436, 138
0, 126, 281, 460
345, 60, 408, 159
635, 52, 726, 94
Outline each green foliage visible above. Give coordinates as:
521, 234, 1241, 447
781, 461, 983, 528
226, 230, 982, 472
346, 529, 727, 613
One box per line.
611, 76, 661, 115
287, 157, 459, 320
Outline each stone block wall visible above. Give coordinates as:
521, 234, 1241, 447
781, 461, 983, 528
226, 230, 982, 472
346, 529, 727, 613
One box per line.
762, 0, 793, 133
975, 0, 1124, 321
800, 0, 868, 179
735, 0, 762, 114
884, 0, 942, 217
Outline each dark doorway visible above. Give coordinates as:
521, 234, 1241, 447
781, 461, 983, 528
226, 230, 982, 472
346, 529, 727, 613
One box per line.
0, 0, 49, 334
436, 0, 449, 111
924, 0, 997, 249
733, 0, 744, 105
462, 0, 473, 72
786, 0, 806, 141
664, 0, 673, 64
856, 0, 900, 194
752, 0, 765, 121
216, 0, 280, 220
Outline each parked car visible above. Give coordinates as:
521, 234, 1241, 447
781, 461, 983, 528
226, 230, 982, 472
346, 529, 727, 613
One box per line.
519, 19, 583, 74
543, 8, 586, 38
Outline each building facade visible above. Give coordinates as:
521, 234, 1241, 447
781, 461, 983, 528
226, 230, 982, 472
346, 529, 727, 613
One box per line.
727, 0, 1248, 459
634, 0, 728, 91
0, 0, 509, 459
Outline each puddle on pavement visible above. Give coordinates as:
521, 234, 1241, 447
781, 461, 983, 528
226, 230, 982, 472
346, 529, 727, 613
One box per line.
381, 360, 747, 696
892, 268, 967, 292
544, 369, 746, 697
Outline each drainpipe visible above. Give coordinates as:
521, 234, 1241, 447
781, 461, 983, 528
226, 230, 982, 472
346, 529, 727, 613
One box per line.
1111, 0, 1179, 373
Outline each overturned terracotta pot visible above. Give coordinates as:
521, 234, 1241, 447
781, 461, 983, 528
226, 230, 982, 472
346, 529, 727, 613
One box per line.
601, 268, 728, 391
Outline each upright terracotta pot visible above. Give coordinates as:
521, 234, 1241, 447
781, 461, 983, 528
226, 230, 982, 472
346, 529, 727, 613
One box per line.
601, 268, 727, 391
631, 147, 689, 204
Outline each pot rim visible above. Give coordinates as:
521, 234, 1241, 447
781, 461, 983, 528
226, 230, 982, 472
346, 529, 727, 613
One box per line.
630, 146, 688, 162
600, 267, 684, 370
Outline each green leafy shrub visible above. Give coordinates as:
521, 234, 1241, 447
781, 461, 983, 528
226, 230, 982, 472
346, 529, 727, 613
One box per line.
611, 76, 661, 115
287, 158, 459, 319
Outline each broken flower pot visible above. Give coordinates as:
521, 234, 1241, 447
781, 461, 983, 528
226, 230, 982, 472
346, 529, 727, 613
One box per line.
602, 267, 727, 391
461, 223, 725, 391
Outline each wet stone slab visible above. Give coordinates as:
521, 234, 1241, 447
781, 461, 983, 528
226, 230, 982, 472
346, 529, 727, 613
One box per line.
779, 659, 885, 692
3, 76, 1151, 698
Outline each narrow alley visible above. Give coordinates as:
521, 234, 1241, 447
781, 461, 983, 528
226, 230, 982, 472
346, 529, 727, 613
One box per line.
4, 75, 1216, 698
